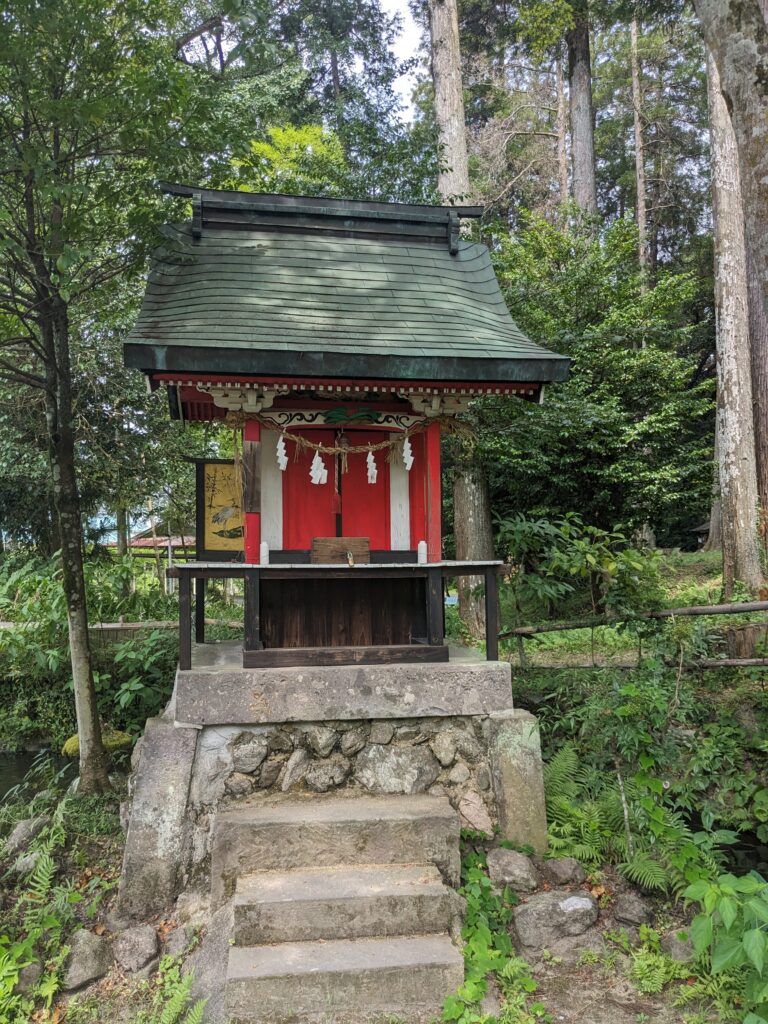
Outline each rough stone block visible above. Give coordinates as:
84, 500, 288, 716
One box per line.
487, 710, 547, 854
458, 791, 494, 834
116, 717, 198, 919
175, 662, 513, 725
5, 816, 49, 856
513, 892, 598, 948
487, 848, 539, 892
354, 745, 439, 794
540, 857, 586, 886
113, 924, 159, 973
62, 929, 113, 991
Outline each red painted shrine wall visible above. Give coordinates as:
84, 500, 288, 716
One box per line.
243, 420, 442, 556
282, 430, 336, 550
339, 431, 390, 549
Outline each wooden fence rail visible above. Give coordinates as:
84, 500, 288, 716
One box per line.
498, 600, 768, 640
499, 600, 768, 671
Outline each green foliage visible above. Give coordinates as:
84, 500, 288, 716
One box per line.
131, 957, 206, 1024
473, 215, 713, 546
495, 512, 664, 624
0, 558, 179, 747
628, 926, 691, 994
683, 873, 768, 1021
0, 761, 120, 1021
442, 835, 550, 1024
544, 742, 730, 895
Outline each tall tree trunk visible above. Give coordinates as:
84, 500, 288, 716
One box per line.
454, 463, 494, 634
702, 426, 723, 551
566, 8, 598, 215
43, 305, 110, 793
147, 497, 165, 591
427, 0, 495, 636
630, 16, 648, 291
695, 0, 768, 523
706, 50, 763, 597
116, 507, 129, 557
555, 45, 569, 206
427, 0, 470, 202
747, 241, 768, 522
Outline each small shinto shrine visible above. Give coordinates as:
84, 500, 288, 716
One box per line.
118, 187, 568, 1022
124, 185, 568, 668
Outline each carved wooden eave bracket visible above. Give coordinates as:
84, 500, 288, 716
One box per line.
404, 393, 473, 417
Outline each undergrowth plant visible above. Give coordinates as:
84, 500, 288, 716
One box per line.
442, 833, 551, 1024
544, 744, 730, 895
682, 872, 768, 1023
0, 760, 120, 1022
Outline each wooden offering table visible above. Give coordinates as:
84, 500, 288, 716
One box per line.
168, 561, 502, 669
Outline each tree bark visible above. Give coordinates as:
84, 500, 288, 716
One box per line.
116, 507, 129, 557
454, 462, 495, 635
747, 240, 768, 524
706, 49, 763, 597
566, 8, 598, 215
426, 0, 495, 634
702, 426, 723, 551
43, 304, 110, 793
694, 0, 768, 520
630, 17, 648, 290
556, 45, 569, 206
427, 0, 470, 202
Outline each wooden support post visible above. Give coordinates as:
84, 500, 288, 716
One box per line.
426, 567, 444, 646
244, 569, 263, 652
484, 565, 499, 661
425, 422, 442, 561
179, 573, 192, 671
243, 418, 262, 563
194, 576, 206, 644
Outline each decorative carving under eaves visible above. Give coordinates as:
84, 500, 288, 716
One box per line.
405, 393, 472, 417
203, 386, 283, 413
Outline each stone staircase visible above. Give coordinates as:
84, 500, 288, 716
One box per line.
210, 794, 466, 1024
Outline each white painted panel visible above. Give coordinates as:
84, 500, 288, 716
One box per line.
260, 429, 283, 550
389, 434, 411, 550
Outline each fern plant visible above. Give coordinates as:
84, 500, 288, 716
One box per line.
133, 958, 207, 1024
543, 744, 727, 894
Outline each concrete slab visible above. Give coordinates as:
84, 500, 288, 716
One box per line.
233, 863, 457, 944
210, 794, 461, 905
175, 660, 513, 726
226, 934, 464, 1023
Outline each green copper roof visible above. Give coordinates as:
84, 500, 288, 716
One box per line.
124, 187, 569, 384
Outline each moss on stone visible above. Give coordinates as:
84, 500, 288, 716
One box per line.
61, 729, 134, 759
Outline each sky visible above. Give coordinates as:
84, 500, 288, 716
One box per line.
379, 0, 422, 115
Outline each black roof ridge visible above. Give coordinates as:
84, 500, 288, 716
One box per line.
157, 181, 484, 222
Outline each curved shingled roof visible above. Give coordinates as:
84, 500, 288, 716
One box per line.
124, 187, 569, 385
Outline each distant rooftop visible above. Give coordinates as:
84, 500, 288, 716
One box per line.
124, 185, 569, 385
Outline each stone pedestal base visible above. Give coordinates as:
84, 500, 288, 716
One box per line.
117, 662, 549, 918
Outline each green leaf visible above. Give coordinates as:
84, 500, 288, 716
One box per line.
743, 929, 766, 975
684, 880, 710, 902
690, 913, 713, 954
711, 935, 746, 974
717, 895, 738, 931
747, 900, 768, 926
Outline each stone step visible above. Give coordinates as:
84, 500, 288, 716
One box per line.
233, 862, 458, 944
226, 934, 464, 1023
211, 794, 460, 906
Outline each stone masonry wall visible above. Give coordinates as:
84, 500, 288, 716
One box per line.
177, 715, 495, 888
